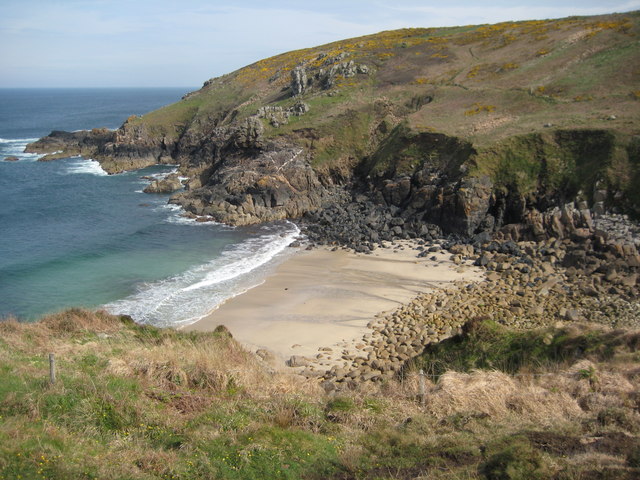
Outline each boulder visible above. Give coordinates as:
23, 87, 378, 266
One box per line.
286, 355, 311, 367
143, 174, 183, 193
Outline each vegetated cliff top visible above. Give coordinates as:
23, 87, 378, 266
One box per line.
132, 10, 640, 158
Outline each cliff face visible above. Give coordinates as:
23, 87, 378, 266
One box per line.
27, 11, 640, 233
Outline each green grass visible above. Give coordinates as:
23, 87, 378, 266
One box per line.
552, 40, 640, 96
1, 310, 639, 479
360, 122, 473, 179
411, 318, 623, 379
470, 129, 633, 203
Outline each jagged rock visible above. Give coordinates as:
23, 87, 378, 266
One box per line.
594, 189, 608, 203
287, 355, 311, 367
4, 156, 19, 162
26, 128, 120, 168
315, 59, 371, 90
232, 116, 264, 150
172, 143, 325, 225
143, 174, 183, 194
257, 101, 310, 128
257, 106, 289, 127
291, 67, 308, 96
290, 100, 310, 115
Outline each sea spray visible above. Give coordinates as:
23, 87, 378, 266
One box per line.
65, 157, 108, 176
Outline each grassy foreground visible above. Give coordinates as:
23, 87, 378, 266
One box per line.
0, 309, 639, 479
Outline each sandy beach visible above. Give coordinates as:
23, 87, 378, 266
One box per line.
184, 241, 483, 367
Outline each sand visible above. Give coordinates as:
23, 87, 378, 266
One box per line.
184, 242, 483, 367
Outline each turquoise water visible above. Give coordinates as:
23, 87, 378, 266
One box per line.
0, 88, 298, 324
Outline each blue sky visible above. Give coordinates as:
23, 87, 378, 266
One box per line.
1, 0, 638, 88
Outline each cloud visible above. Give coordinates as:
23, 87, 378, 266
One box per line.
1, 0, 639, 87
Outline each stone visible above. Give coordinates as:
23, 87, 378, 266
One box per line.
286, 355, 311, 367
291, 67, 308, 96
565, 309, 581, 322
143, 174, 183, 193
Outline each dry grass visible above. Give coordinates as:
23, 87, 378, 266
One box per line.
423, 370, 584, 425
1, 310, 639, 479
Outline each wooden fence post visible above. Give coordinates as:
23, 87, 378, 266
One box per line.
418, 369, 426, 406
49, 353, 56, 384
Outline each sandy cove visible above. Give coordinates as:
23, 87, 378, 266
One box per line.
184, 241, 483, 368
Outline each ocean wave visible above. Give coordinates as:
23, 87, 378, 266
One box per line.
0, 138, 42, 161
65, 158, 108, 176
0, 137, 39, 144
104, 222, 301, 327
141, 166, 179, 181
165, 215, 219, 226
158, 202, 233, 227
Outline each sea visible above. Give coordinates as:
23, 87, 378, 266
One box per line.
0, 88, 300, 326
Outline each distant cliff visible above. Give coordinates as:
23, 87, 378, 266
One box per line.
27, 11, 640, 235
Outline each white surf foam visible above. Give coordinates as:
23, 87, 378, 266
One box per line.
65, 158, 108, 176
0, 137, 38, 144
142, 167, 179, 181
105, 222, 301, 327
0, 138, 42, 161
158, 202, 232, 227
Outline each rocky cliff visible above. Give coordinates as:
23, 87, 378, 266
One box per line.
27, 11, 640, 236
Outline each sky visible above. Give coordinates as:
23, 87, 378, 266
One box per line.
1, 0, 638, 88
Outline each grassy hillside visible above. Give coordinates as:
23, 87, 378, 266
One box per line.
27, 12, 640, 222
133, 12, 639, 156
1, 310, 638, 479
113, 11, 640, 219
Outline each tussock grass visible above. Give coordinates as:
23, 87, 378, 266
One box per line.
1, 310, 639, 478
424, 370, 583, 425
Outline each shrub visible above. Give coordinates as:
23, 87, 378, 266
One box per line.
628, 443, 640, 468
465, 103, 496, 116
479, 437, 550, 479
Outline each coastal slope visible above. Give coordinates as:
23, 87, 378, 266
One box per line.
6, 12, 640, 478
1, 309, 638, 478
27, 11, 640, 239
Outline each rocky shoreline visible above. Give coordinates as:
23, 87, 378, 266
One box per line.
22, 129, 640, 390
285, 196, 640, 391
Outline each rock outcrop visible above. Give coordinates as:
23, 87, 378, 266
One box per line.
171, 142, 325, 225
290, 67, 309, 96
143, 173, 184, 194
257, 101, 309, 127
24, 13, 640, 233
289, 54, 371, 96
25, 128, 115, 162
